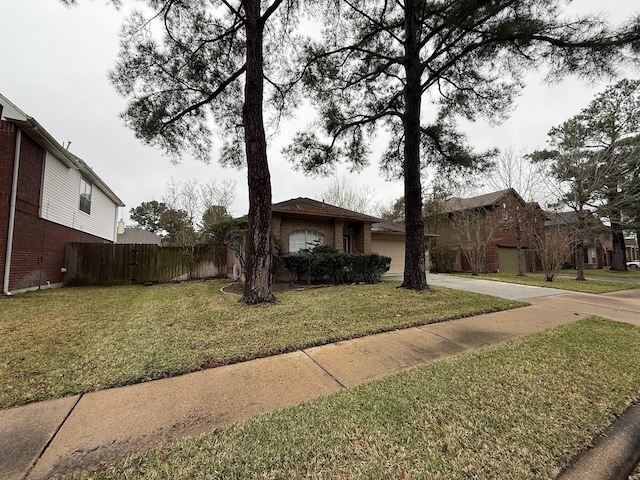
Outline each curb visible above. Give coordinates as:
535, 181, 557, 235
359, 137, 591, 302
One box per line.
556, 403, 640, 479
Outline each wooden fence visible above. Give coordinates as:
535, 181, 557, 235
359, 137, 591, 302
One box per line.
64, 243, 227, 286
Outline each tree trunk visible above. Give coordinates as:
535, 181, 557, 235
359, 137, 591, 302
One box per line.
575, 209, 586, 281
609, 209, 627, 271
516, 215, 524, 276
241, 0, 275, 304
400, 0, 427, 291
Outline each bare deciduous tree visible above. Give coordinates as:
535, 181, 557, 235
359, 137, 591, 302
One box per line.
528, 213, 574, 282
163, 179, 237, 229
320, 176, 377, 214
450, 208, 499, 276
375, 197, 405, 223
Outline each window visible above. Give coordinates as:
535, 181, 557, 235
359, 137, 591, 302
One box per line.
79, 177, 92, 214
501, 205, 509, 228
289, 230, 324, 253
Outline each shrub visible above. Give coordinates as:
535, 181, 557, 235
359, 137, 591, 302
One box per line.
430, 246, 457, 273
281, 246, 390, 284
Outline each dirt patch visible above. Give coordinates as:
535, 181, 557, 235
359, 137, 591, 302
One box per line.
220, 282, 335, 295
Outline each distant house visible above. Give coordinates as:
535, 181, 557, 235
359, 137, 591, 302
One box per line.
427, 189, 538, 273
544, 211, 610, 269
116, 221, 162, 246
626, 237, 638, 263
1, 94, 125, 293
269, 197, 434, 276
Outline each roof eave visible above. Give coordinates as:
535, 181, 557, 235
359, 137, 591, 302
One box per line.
272, 207, 381, 223
10, 117, 77, 169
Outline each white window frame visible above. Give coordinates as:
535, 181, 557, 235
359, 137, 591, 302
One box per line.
289, 230, 324, 253
79, 177, 92, 214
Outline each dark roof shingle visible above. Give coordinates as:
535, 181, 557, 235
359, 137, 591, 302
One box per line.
272, 197, 381, 222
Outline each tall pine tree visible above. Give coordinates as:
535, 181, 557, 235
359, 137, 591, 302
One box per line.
286, 0, 640, 289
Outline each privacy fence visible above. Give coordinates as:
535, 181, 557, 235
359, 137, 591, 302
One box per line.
64, 243, 227, 286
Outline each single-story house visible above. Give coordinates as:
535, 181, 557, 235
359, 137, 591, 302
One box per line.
1, 93, 124, 293
270, 197, 434, 276
116, 221, 163, 245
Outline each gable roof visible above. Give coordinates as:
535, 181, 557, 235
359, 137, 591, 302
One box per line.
371, 220, 438, 237
544, 210, 604, 228
0, 93, 125, 207
372, 220, 406, 233
272, 197, 381, 223
440, 188, 522, 213
117, 228, 163, 245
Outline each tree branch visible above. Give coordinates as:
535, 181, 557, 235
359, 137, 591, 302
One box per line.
160, 63, 247, 129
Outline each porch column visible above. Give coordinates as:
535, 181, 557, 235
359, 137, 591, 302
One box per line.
334, 220, 344, 251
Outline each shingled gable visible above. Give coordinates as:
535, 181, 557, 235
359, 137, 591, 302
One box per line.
271, 197, 381, 222
441, 188, 523, 213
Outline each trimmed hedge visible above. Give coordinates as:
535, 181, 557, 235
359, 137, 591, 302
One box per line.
282, 246, 391, 284
430, 246, 457, 273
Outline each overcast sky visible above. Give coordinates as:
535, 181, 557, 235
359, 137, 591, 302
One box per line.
2, 0, 639, 222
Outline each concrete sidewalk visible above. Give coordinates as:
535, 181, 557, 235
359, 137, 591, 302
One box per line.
1, 284, 639, 479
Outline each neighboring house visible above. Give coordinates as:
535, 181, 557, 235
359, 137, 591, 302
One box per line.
116, 221, 163, 245
1, 94, 124, 293
428, 189, 537, 273
625, 237, 638, 263
270, 197, 434, 276
544, 211, 609, 269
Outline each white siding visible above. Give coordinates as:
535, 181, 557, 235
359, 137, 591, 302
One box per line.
41, 152, 118, 241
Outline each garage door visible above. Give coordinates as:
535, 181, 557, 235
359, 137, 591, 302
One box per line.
498, 247, 527, 273
371, 236, 405, 275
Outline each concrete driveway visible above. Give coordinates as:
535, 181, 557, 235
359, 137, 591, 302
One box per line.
385, 273, 569, 300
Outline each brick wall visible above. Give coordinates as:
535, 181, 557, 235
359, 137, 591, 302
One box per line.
2, 125, 108, 292
276, 216, 336, 252
0, 120, 17, 269
10, 210, 106, 290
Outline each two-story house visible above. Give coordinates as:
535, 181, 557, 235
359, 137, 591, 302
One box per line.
427, 189, 537, 273
1, 94, 124, 294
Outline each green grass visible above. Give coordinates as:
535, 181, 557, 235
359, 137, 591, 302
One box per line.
68, 317, 640, 480
456, 272, 639, 293
559, 268, 640, 280
0, 281, 524, 409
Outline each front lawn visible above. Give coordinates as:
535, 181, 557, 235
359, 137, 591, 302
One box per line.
559, 268, 640, 281
69, 317, 640, 479
0, 281, 524, 409
456, 272, 639, 294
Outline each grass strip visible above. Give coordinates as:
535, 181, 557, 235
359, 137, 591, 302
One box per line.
455, 272, 639, 294
68, 316, 640, 479
558, 268, 640, 280
0, 281, 523, 409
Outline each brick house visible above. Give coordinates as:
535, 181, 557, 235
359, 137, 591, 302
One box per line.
544, 211, 610, 269
269, 197, 434, 276
427, 189, 538, 273
1, 94, 124, 294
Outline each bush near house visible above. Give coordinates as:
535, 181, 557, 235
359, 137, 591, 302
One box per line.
430, 246, 457, 273
282, 246, 391, 284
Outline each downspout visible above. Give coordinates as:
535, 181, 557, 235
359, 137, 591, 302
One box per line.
3, 129, 22, 295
